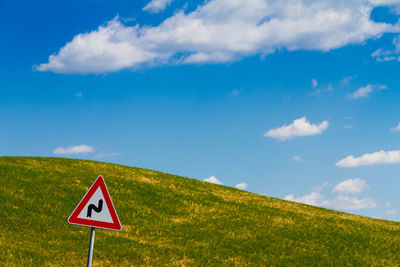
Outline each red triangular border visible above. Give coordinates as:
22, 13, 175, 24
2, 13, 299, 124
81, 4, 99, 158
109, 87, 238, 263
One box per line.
67, 176, 122, 231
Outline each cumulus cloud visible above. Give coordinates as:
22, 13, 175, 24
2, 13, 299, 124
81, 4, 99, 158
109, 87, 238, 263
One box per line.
143, 0, 174, 13
348, 84, 387, 99
336, 150, 400, 167
204, 176, 223, 185
264, 117, 329, 141
235, 182, 248, 190
53, 145, 94, 155
36, 0, 400, 74
332, 178, 369, 194
285, 178, 377, 210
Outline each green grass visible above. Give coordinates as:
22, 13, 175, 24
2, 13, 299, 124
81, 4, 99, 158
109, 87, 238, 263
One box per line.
1, 156, 400, 266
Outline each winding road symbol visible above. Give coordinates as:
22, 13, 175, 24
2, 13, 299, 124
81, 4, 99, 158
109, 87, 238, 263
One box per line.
67, 175, 122, 231
87, 199, 103, 218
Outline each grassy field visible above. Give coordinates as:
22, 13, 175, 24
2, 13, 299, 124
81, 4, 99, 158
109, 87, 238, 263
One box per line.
1, 156, 400, 266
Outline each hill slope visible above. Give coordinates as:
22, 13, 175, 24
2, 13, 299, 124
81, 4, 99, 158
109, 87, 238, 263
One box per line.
1, 157, 400, 266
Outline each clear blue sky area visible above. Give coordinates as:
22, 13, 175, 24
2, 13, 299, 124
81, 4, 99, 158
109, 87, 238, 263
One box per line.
2, 0, 400, 220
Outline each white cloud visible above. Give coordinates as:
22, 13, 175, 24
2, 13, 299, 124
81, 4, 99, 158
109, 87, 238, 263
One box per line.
372, 35, 400, 61
264, 117, 329, 141
204, 176, 223, 185
36, 0, 400, 74
235, 182, 248, 190
348, 84, 373, 99
285, 178, 378, 210
331, 195, 377, 210
369, 0, 400, 5
143, 0, 174, 13
336, 150, 400, 167
348, 84, 387, 99
312, 182, 331, 191
341, 76, 354, 86
293, 156, 304, 162
391, 122, 400, 132
309, 84, 334, 98
285, 192, 325, 206
285, 191, 376, 210
332, 178, 369, 194
311, 78, 318, 88
231, 89, 239, 97
53, 145, 94, 155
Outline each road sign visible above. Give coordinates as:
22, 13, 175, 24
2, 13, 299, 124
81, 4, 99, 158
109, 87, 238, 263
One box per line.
67, 176, 122, 231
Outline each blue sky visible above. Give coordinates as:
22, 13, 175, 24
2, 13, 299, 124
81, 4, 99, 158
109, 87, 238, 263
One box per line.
3, 0, 400, 220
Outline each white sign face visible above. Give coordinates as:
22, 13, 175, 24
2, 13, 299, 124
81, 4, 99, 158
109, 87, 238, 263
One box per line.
77, 187, 113, 223
67, 176, 122, 231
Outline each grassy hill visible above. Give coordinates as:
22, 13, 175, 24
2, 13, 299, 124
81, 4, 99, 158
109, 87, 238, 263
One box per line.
1, 157, 400, 266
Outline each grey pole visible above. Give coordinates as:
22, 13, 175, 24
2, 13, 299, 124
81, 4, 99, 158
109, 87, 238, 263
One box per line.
87, 227, 96, 267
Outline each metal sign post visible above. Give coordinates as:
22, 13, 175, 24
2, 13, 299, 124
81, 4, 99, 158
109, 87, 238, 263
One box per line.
87, 227, 96, 267
68, 176, 122, 266
67, 176, 122, 231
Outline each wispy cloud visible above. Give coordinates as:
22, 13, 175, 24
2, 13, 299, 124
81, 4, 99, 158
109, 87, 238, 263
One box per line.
348, 84, 373, 99
36, 1, 400, 74
312, 182, 330, 191
348, 84, 387, 99
309, 84, 334, 98
391, 122, 400, 132
293, 156, 304, 162
385, 209, 397, 215
231, 89, 240, 97
53, 145, 94, 155
340, 76, 355, 86
336, 150, 400, 167
311, 78, 318, 88
143, 0, 174, 13
264, 117, 329, 141
372, 35, 400, 62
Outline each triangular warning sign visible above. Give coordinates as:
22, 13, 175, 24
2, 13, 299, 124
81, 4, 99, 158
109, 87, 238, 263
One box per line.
67, 176, 122, 231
